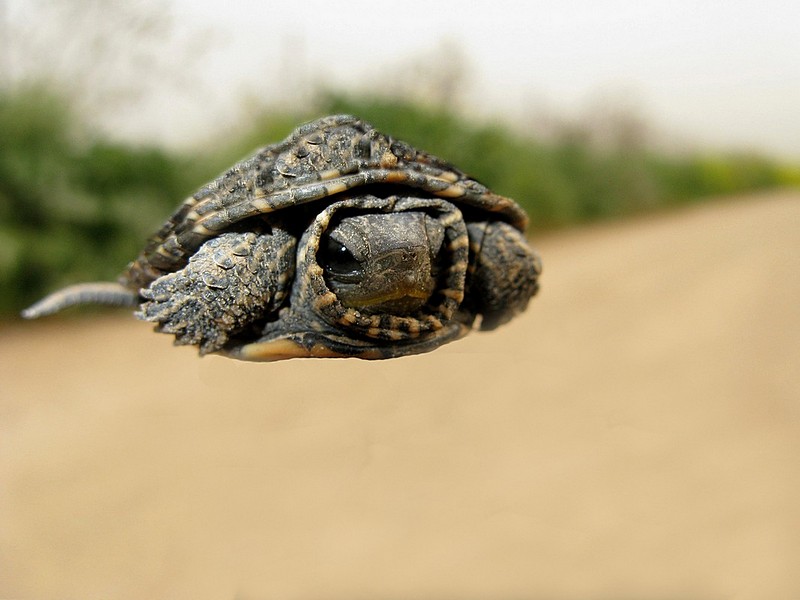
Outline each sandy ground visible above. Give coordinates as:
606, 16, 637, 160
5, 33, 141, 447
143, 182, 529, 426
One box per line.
1, 191, 799, 599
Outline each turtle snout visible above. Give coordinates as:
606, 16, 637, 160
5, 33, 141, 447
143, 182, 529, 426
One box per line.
320, 211, 444, 315
330, 245, 436, 314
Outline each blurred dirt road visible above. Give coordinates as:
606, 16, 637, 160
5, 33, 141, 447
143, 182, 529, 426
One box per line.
2, 191, 799, 599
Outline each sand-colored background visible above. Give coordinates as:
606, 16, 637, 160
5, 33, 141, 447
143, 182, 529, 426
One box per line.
1, 191, 799, 599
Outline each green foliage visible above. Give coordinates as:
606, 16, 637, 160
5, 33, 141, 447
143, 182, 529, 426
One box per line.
1, 87, 797, 318
648, 153, 797, 204
0, 85, 203, 316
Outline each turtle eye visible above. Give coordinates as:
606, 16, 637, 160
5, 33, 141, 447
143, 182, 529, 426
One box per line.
321, 237, 363, 282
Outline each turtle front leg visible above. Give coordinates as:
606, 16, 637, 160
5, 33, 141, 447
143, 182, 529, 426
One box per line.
137, 229, 296, 354
466, 221, 542, 331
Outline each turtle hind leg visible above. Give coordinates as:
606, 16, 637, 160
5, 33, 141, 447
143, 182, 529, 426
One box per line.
21, 282, 139, 319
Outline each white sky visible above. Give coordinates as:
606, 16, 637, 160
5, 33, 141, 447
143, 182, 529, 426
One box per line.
8, 0, 800, 158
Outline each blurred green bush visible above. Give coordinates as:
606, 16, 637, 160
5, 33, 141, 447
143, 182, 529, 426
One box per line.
1, 87, 797, 318
0, 85, 204, 315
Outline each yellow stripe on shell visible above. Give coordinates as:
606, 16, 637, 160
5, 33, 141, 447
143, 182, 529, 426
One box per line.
323, 181, 349, 195
318, 168, 344, 181
437, 185, 467, 199
447, 236, 470, 251
379, 151, 398, 168
439, 171, 460, 183
439, 288, 465, 300
192, 223, 215, 235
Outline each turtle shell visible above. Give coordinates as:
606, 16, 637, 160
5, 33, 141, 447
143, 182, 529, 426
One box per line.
123, 114, 528, 290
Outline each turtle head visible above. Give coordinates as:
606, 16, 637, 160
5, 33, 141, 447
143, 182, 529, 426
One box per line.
225, 196, 471, 360
320, 211, 444, 315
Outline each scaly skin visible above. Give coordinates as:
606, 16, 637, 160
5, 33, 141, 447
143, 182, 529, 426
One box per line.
137, 228, 296, 354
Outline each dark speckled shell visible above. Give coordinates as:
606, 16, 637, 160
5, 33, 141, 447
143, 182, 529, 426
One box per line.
123, 115, 528, 291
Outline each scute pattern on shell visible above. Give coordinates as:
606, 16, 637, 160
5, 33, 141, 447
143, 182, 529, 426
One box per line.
123, 114, 527, 291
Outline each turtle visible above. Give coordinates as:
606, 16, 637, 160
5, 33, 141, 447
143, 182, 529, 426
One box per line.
22, 115, 541, 360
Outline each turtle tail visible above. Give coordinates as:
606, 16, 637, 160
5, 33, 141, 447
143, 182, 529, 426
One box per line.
21, 282, 139, 319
